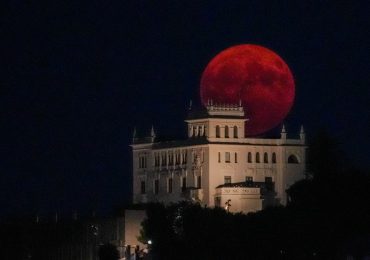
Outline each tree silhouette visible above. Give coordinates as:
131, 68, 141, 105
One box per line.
98, 243, 119, 260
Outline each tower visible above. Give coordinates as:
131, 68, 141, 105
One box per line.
131, 102, 306, 213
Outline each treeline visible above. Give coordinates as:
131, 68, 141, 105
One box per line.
139, 132, 370, 259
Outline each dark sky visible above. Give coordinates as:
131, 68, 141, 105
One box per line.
1, 1, 369, 218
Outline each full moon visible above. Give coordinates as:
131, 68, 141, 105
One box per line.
200, 44, 295, 136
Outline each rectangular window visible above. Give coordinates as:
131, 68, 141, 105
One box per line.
225, 152, 230, 163
218, 152, 221, 163
224, 176, 231, 184
265, 177, 272, 183
154, 180, 159, 194
162, 154, 167, 166
183, 152, 187, 164
235, 152, 238, 163
154, 155, 159, 167
168, 178, 173, 193
265, 177, 273, 191
197, 176, 202, 188
182, 177, 187, 191
139, 156, 147, 168
246, 176, 253, 182
140, 181, 146, 194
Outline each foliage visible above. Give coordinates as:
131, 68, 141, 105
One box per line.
98, 243, 120, 260
140, 132, 370, 259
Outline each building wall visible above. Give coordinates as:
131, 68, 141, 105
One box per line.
131, 105, 306, 212
124, 210, 146, 248
215, 187, 263, 213
132, 140, 305, 209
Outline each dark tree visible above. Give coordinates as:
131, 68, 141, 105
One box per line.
98, 243, 120, 260
139, 130, 370, 259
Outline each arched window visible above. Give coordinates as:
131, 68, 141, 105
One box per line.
264, 152, 268, 163
256, 152, 260, 163
248, 152, 252, 163
216, 125, 220, 138
233, 126, 238, 138
225, 126, 229, 138
288, 154, 299, 164
272, 153, 276, 164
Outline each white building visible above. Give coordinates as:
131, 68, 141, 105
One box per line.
131, 101, 306, 214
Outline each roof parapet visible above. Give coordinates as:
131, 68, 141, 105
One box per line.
206, 99, 245, 117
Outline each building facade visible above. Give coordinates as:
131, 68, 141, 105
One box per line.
131, 102, 306, 213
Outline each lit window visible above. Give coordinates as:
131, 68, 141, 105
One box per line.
224, 176, 231, 184
225, 152, 230, 163
256, 152, 260, 163
248, 152, 252, 163
233, 126, 238, 138
264, 152, 268, 163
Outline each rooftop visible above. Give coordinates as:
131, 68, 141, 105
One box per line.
187, 100, 246, 120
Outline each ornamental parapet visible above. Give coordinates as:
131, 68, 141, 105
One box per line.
215, 187, 260, 196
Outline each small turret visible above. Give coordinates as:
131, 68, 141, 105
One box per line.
300, 125, 305, 142
132, 127, 137, 144
150, 125, 156, 143
188, 100, 193, 110
280, 124, 287, 139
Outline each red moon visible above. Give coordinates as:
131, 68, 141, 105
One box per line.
200, 44, 295, 136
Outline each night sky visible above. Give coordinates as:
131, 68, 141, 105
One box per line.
1, 1, 370, 218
